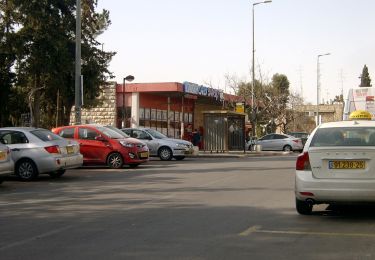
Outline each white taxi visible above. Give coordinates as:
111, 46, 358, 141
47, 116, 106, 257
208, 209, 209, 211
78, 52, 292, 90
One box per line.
0, 142, 14, 184
295, 111, 375, 214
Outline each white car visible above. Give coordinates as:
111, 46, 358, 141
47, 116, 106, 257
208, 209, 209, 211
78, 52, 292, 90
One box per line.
0, 127, 83, 181
122, 128, 194, 161
295, 120, 375, 215
0, 142, 14, 184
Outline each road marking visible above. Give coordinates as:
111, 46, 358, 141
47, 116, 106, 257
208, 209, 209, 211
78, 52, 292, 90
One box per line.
239, 225, 262, 236
0, 225, 74, 251
239, 225, 375, 238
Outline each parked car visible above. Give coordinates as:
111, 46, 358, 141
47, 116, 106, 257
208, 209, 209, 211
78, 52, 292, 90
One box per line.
53, 125, 149, 168
0, 142, 14, 184
295, 119, 375, 215
256, 133, 303, 152
0, 127, 83, 181
121, 128, 194, 161
288, 132, 309, 146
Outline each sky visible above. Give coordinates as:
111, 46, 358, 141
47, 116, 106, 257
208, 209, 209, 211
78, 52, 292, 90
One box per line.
97, 0, 375, 104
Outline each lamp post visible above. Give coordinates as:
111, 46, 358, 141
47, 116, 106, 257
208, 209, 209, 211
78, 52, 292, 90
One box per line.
251, 0, 272, 136
316, 53, 330, 125
122, 75, 135, 128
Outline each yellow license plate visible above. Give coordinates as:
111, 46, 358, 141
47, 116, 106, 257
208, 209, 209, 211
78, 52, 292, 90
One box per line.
0, 151, 6, 161
66, 146, 74, 154
329, 160, 365, 169
140, 152, 148, 158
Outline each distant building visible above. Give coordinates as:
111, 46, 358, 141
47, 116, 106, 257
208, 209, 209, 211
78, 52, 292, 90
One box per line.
296, 103, 344, 123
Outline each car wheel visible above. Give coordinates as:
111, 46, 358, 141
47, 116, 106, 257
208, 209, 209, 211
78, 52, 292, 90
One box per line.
107, 152, 123, 169
16, 159, 38, 181
283, 145, 292, 152
296, 198, 313, 215
49, 169, 66, 178
159, 147, 173, 161
129, 164, 140, 168
174, 156, 185, 160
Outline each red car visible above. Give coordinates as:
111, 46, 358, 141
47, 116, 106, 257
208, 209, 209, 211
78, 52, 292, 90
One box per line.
52, 125, 149, 168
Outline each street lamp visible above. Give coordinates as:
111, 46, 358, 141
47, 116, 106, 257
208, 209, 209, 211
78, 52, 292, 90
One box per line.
122, 75, 135, 128
316, 53, 330, 125
251, 0, 272, 136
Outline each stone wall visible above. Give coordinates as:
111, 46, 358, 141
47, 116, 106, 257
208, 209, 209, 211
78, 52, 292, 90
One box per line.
70, 82, 117, 126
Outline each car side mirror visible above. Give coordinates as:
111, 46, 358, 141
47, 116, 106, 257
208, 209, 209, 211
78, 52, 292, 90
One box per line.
95, 135, 107, 142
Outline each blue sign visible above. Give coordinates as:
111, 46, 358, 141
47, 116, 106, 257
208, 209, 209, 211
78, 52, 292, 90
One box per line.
183, 82, 224, 101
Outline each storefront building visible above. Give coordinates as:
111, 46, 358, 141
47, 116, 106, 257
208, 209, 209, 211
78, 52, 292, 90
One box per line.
116, 81, 245, 143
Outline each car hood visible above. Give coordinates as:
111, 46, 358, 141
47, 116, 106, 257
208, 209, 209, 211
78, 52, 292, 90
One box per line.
119, 137, 146, 145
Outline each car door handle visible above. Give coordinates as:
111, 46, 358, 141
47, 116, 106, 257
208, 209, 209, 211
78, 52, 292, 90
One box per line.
11, 148, 20, 151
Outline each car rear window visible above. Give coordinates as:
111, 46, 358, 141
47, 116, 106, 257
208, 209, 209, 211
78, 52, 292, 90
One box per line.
310, 127, 375, 147
31, 130, 63, 141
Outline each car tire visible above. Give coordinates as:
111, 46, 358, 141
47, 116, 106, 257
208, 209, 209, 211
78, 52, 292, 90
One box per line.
296, 198, 313, 215
283, 145, 292, 152
49, 169, 66, 178
129, 164, 140, 168
0, 177, 4, 184
16, 159, 38, 181
174, 156, 185, 160
107, 152, 123, 169
159, 147, 173, 161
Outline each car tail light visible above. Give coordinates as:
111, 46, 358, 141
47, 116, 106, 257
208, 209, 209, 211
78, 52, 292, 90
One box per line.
296, 152, 311, 170
45, 145, 60, 154
292, 139, 301, 144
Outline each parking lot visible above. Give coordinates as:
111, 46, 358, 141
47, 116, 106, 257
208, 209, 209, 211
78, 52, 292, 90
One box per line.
2, 156, 375, 260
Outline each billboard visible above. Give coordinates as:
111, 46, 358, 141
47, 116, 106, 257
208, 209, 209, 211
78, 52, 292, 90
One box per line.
344, 87, 375, 120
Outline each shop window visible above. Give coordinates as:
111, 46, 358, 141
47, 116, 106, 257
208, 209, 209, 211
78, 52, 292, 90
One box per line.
145, 108, 151, 120
175, 112, 180, 122
162, 110, 167, 121
168, 111, 174, 122
151, 109, 156, 120
140, 108, 145, 119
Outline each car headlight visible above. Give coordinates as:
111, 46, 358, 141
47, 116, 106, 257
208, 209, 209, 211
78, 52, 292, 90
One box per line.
176, 143, 188, 148
120, 141, 135, 148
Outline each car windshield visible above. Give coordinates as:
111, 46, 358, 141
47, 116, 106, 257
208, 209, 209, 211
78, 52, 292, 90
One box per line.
94, 126, 126, 139
310, 127, 375, 147
31, 129, 63, 141
144, 129, 167, 139
104, 125, 129, 138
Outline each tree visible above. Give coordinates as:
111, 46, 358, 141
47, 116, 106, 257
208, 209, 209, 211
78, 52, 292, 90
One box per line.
0, 0, 115, 127
360, 65, 372, 87
0, 0, 18, 126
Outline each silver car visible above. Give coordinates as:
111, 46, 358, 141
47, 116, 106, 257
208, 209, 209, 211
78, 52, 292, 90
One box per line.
122, 128, 194, 161
256, 133, 303, 152
0, 142, 14, 184
0, 127, 83, 181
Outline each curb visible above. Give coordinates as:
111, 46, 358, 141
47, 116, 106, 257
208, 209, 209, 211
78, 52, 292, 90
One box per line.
193, 151, 294, 158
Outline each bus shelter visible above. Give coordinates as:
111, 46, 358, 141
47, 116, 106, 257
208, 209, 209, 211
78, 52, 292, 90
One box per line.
203, 111, 246, 152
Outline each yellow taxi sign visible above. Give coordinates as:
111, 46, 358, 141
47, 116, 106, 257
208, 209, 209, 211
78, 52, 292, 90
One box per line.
349, 110, 372, 120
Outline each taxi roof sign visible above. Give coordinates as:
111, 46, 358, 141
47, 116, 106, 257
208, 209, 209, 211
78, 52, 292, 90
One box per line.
349, 110, 372, 120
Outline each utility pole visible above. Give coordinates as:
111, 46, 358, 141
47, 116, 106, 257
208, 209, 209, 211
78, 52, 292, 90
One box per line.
75, 0, 82, 125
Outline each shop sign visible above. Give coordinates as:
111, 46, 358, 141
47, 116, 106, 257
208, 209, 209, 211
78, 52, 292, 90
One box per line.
236, 102, 245, 113
183, 81, 224, 101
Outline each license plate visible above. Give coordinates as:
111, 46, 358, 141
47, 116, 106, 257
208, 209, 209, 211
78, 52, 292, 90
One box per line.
140, 152, 148, 158
0, 151, 6, 161
66, 146, 74, 154
329, 160, 365, 169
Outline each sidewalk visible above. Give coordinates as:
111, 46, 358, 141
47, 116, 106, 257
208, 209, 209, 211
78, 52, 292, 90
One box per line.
194, 150, 294, 158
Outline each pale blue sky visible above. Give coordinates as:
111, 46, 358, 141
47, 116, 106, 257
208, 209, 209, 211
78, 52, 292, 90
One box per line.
97, 0, 375, 104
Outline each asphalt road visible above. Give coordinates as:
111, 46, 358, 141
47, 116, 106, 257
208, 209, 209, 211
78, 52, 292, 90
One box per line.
2, 155, 375, 260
